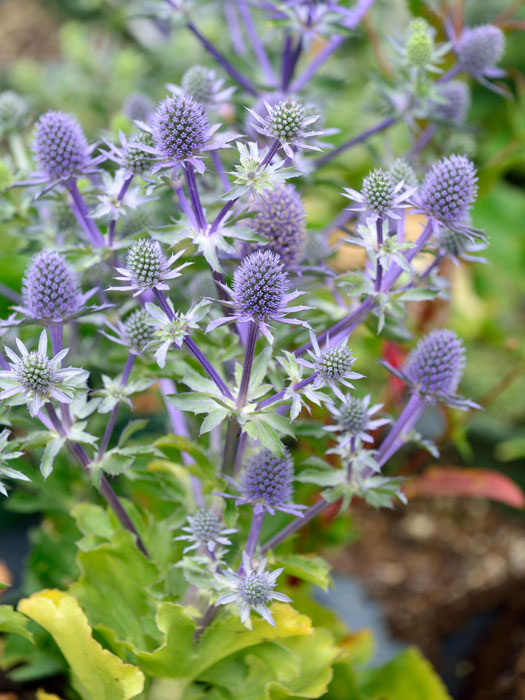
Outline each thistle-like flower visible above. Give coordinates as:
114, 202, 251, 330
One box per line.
27, 111, 102, 192
343, 168, 415, 222
142, 95, 235, 174
457, 25, 505, 79
248, 98, 325, 158
298, 334, 362, 401
102, 309, 156, 356
243, 185, 306, 268
436, 225, 487, 265
168, 65, 235, 108
92, 170, 152, 221
418, 155, 479, 235
326, 394, 389, 447
215, 552, 291, 628
122, 93, 155, 123
228, 141, 297, 200
405, 20, 434, 67
0, 330, 87, 416
175, 507, 236, 554
18, 250, 83, 324
389, 158, 418, 189
206, 250, 310, 344
0, 429, 28, 497
102, 131, 154, 177
109, 239, 191, 297
0, 91, 28, 136
431, 82, 471, 124
382, 329, 478, 409
220, 448, 305, 517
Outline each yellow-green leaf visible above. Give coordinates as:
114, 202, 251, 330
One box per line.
18, 590, 144, 700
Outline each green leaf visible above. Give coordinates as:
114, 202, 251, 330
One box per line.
273, 554, 332, 591
167, 393, 221, 414
97, 450, 135, 476
358, 647, 452, 700
295, 468, 343, 487
18, 590, 144, 700
40, 437, 65, 479
0, 604, 34, 641
117, 419, 149, 448
154, 434, 216, 480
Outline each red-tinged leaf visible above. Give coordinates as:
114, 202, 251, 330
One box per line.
404, 467, 525, 509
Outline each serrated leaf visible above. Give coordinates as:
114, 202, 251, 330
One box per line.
154, 434, 215, 480
117, 419, 148, 448
40, 437, 66, 479
274, 554, 332, 591
0, 604, 34, 641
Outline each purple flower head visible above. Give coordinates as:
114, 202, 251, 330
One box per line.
406, 329, 465, 395
109, 239, 191, 296
419, 155, 478, 226
243, 185, 306, 267
326, 394, 389, 446
248, 98, 324, 158
33, 111, 90, 181
21, 250, 81, 323
457, 25, 505, 77
299, 333, 363, 401
0, 331, 87, 416
174, 507, 236, 554
215, 553, 290, 628
219, 448, 306, 516
206, 250, 310, 343
389, 158, 418, 189
152, 95, 209, 161
436, 225, 487, 265
433, 82, 471, 123
122, 93, 155, 123
102, 130, 154, 178
343, 168, 415, 222
382, 329, 478, 410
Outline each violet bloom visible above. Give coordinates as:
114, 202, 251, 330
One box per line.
219, 448, 306, 517
326, 394, 389, 447
26, 111, 103, 194
168, 65, 235, 108
242, 185, 306, 267
435, 225, 487, 266
382, 329, 478, 410
248, 98, 325, 158
122, 93, 155, 123
0, 330, 87, 416
102, 309, 156, 356
175, 507, 236, 554
298, 334, 363, 401
206, 250, 310, 344
108, 239, 191, 297
389, 158, 418, 189
141, 95, 236, 174
343, 168, 416, 222
417, 154, 481, 239
431, 82, 471, 124
456, 25, 505, 83
215, 552, 291, 628
102, 131, 154, 178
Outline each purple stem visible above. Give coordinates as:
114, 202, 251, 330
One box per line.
260, 139, 280, 168
314, 116, 398, 169
159, 378, 204, 507
261, 497, 328, 553
245, 509, 265, 562
209, 197, 237, 235
49, 324, 71, 430
67, 180, 105, 247
0, 282, 21, 304
409, 123, 437, 160
436, 63, 461, 84
183, 163, 207, 232
283, 37, 303, 92
152, 287, 233, 400
173, 178, 198, 229
225, 1, 246, 55
186, 21, 258, 96
237, 0, 277, 86
370, 393, 425, 473
290, 35, 346, 93
211, 151, 231, 193
45, 402, 150, 557
97, 353, 136, 459
375, 216, 384, 291
108, 175, 134, 247
281, 34, 293, 92
237, 321, 258, 407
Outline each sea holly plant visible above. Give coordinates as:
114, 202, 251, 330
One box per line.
0, 2, 518, 699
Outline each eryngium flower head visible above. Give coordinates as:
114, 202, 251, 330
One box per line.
152, 95, 209, 161
22, 250, 81, 323
233, 250, 288, 320
122, 93, 155, 123
299, 334, 362, 400
419, 155, 478, 225
182, 66, 215, 104
242, 449, 294, 513
0, 91, 28, 134
248, 98, 323, 157
219, 448, 305, 516
110, 239, 191, 296
406, 25, 434, 66
0, 330, 87, 416
174, 507, 236, 554
457, 25, 505, 76
215, 553, 290, 628
433, 82, 471, 123
362, 169, 396, 214
389, 158, 418, 188
326, 394, 389, 446
436, 224, 487, 265
123, 137, 153, 175
123, 309, 155, 354
405, 329, 465, 394
244, 185, 306, 267
33, 111, 89, 181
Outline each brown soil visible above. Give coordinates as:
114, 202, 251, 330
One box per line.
0, 0, 58, 64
